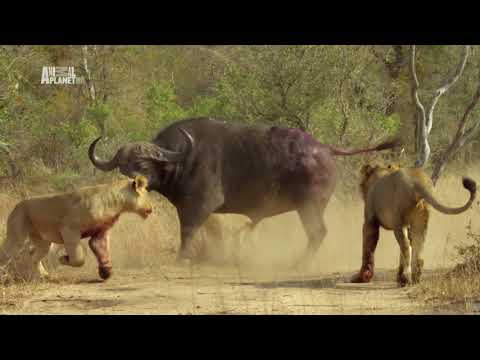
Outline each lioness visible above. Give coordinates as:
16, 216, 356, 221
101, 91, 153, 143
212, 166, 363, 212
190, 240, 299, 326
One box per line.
0, 175, 153, 281
351, 164, 476, 286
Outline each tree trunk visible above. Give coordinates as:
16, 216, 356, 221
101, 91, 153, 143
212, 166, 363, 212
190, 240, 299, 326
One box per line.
410, 45, 470, 169
82, 45, 96, 104
431, 67, 480, 185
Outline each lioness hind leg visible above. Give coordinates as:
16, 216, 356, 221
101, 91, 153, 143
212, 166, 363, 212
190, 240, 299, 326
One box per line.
394, 227, 412, 287
0, 208, 30, 266
409, 211, 429, 284
30, 234, 51, 279
351, 220, 380, 283
59, 227, 85, 267
411, 237, 425, 284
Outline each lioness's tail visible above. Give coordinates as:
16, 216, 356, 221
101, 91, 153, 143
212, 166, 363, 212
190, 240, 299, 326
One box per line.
0, 203, 30, 267
414, 177, 477, 215
330, 138, 401, 156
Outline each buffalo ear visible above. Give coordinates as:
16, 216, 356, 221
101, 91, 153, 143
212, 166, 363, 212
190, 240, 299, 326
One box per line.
132, 175, 149, 193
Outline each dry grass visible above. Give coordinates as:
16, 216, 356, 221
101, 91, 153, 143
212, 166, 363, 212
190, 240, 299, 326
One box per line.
410, 222, 480, 310
411, 271, 480, 311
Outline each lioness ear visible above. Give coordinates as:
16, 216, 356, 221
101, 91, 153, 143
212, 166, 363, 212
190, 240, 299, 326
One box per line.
132, 175, 148, 192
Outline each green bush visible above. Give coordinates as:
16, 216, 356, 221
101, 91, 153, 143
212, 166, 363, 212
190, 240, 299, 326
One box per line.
85, 103, 112, 136
57, 118, 98, 149
146, 81, 188, 129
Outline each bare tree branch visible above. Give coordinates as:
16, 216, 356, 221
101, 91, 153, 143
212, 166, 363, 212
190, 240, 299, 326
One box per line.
410, 45, 427, 157
410, 45, 471, 168
431, 62, 480, 184
426, 45, 470, 133
337, 47, 353, 143
82, 45, 96, 103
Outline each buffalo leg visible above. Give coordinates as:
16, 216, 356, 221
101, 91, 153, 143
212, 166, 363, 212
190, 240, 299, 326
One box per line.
234, 220, 258, 254
177, 206, 216, 262
196, 215, 224, 263
175, 179, 224, 262
351, 220, 380, 283
295, 198, 329, 268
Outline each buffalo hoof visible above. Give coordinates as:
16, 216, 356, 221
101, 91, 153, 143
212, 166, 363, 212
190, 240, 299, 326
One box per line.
99, 266, 112, 280
350, 271, 373, 283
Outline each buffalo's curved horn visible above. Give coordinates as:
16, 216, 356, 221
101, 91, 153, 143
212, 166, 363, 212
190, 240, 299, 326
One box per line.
149, 127, 195, 163
88, 136, 119, 171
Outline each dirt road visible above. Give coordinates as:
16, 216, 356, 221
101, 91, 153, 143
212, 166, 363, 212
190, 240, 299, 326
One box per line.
2, 265, 456, 315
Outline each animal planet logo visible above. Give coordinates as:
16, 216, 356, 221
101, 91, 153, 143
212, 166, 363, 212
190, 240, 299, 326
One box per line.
40, 66, 85, 85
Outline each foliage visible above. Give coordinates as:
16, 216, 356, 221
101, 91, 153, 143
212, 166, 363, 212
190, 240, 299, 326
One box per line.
146, 81, 188, 130
0, 45, 478, 185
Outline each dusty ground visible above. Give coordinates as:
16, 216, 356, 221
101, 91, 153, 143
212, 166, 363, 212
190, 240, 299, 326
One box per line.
0, 266, 459, 315
1, 169, 480, 315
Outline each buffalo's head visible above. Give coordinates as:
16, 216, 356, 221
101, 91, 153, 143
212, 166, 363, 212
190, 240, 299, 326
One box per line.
88, 128, 194, 192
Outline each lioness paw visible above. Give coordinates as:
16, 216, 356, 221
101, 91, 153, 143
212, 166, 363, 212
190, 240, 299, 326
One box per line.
351, 271, 373, 283
99, 266, 112, 280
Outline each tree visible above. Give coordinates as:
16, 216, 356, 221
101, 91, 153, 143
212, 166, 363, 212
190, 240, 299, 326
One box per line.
370, 45, 408, 116
0, 142, 20, 180
410, 45, 470, 168
431, 60, 480, 184
216, 45, 337, 131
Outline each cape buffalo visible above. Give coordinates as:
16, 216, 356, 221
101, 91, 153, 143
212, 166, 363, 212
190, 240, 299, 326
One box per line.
88, 117, 398, 266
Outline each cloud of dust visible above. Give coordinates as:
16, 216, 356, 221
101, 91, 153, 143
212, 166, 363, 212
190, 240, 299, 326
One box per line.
198, 167, 480, 275
1, 167, 479, 279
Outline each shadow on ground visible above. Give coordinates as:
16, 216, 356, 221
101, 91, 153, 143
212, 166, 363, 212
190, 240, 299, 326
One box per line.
30, 297, 123, 310
234, 268, 447, 291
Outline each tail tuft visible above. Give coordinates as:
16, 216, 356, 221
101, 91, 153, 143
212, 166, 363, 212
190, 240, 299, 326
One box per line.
462, 177, 477, 194
374, 137, 402, 151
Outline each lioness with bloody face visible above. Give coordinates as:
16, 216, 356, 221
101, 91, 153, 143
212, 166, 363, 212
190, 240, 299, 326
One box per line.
0, 175, 153, 281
